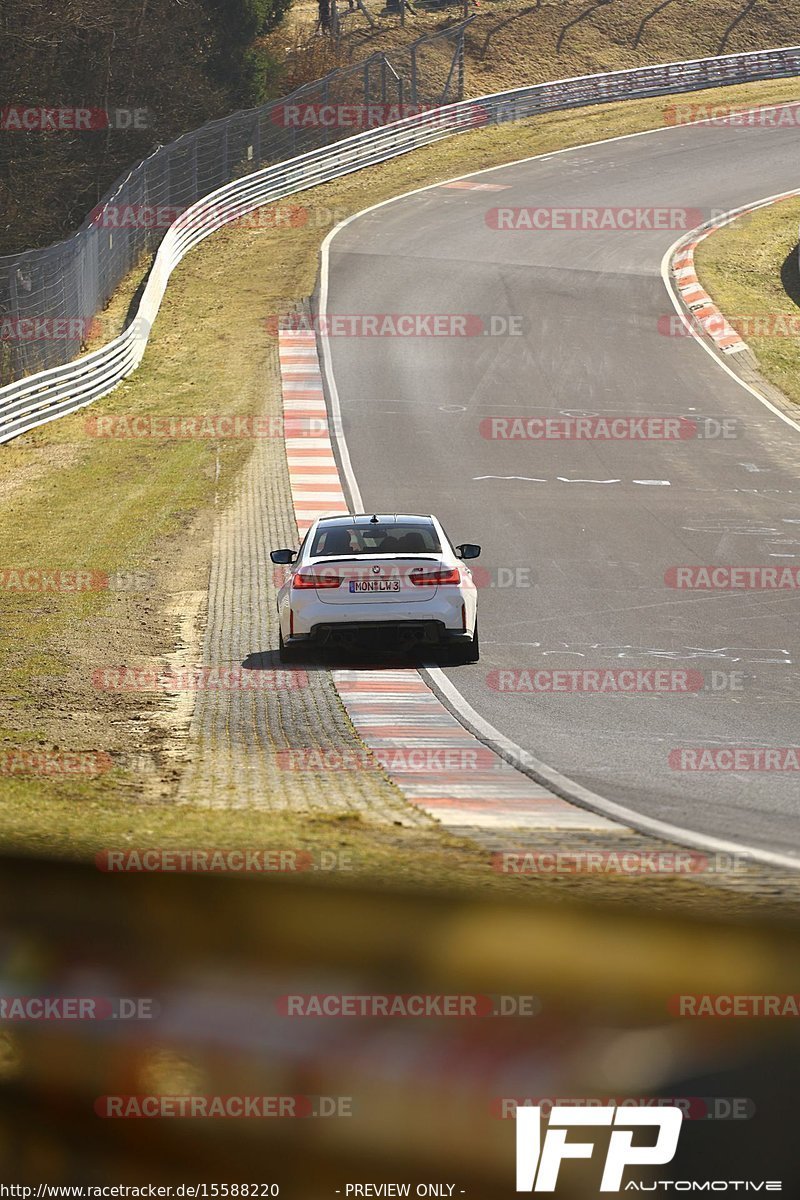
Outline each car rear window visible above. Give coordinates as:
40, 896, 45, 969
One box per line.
311, 523, 441, 556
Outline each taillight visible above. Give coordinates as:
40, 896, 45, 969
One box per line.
409, 567, 461, 586
292, 571, 341, 589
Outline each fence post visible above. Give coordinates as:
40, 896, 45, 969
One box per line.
322, 78, 330, 143
221, 122, 230, 187
251, 112, 261, 172
7, 264, 21, 382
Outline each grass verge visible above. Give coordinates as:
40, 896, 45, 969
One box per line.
695, 194, 800, 411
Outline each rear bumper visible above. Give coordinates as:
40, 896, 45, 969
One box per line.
294, 621, 470, 649
288, 592, 470, 633
279, 584, 477, 648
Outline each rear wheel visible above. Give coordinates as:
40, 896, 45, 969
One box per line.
449, 621, 479, 665
279, 628, 305, 664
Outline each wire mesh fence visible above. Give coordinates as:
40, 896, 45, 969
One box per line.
0, 40, 468, 387
1, 40, 798, 396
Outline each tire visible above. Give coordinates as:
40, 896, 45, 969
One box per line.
450, 620, 479, 665
279, 628, 305, 664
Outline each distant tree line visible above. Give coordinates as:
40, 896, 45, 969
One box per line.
0, 0, 292, 254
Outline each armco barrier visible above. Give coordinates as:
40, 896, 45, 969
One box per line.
2, 43, 800, 445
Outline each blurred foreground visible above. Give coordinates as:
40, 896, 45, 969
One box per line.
0, 858, 798, 1194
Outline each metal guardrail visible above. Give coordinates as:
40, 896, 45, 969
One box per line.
2, 42, 800, 445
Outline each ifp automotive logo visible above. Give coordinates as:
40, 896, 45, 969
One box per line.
515, 1105, 782, 1192
516, 1104, 682, 1192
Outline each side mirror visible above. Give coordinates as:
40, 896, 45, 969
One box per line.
270, 548, 296, 564
455, 543, 481, 560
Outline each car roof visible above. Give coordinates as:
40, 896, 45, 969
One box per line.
315, 514, 435, 526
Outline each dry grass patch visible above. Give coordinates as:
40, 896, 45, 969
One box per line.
695, 195, 800, 411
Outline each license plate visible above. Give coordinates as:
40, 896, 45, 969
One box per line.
349, 580, 401, 593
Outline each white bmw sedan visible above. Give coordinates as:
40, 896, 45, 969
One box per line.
271, 513, 480, 663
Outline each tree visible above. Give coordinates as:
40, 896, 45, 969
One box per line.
0, 0, 294, 254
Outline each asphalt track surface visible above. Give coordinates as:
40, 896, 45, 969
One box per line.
322, 110, 800, 859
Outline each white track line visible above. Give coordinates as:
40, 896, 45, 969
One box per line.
318, 100, 800, 870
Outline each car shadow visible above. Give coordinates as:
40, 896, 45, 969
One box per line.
242, 648, 460, 673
